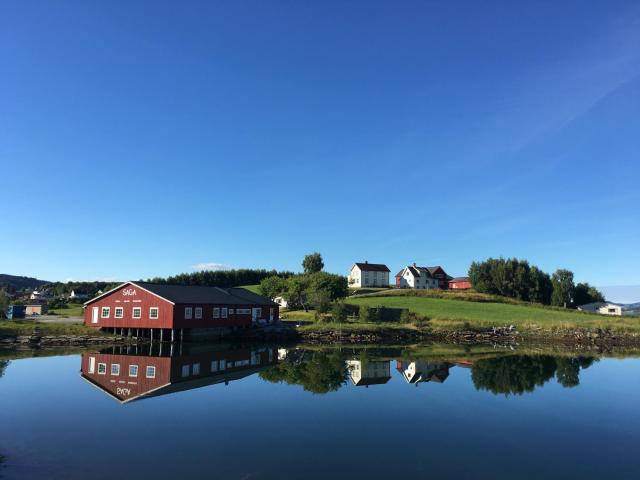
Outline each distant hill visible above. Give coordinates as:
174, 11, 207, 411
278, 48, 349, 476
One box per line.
0, 274, 49, 292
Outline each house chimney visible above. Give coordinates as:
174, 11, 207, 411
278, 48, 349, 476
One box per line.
365, 260, 368, 264
413, 262, 417, 267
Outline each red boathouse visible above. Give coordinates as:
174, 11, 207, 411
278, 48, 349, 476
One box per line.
83, 281, 278, 339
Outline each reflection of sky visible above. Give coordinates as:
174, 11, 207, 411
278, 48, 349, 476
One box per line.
599, 285, 640, 304
1, 354, 640, 479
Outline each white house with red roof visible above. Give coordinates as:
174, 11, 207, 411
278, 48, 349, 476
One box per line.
348, 262, 390, 288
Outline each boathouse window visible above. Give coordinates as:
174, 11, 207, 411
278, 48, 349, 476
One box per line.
101, 307, 110, 318
221, 308, 228, 318
114, 307, 124, 319
192, 363, 200, 375
237, 308, 251, 315
195, 307, 202, 319
146, 366, 156, 378
129, 365, 138, 377
211, 360, 218, 372
229, 309, 234, 314
184, 307, 192, 319
181, 365, 190, 377
111, 364, 120, 376
98, 363, 107, 375
255, 308, 262, 318
213, 307, 220, 319
219, 359, 226, 370
132, 307, 141, 319
149, 307, 159, 319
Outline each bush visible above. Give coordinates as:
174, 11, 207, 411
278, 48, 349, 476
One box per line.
332, 301, 348, 323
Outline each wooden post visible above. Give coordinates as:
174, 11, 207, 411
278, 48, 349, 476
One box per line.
171, 328, 175, 343
150, 328, 154, 342
180, 328, 184, 342
160, 329, 164, 342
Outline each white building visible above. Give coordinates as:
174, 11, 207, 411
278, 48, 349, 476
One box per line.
395, 361, 450, 385
395, 265, 439, 289
346, 360, 391, 387
577, 302, 628, 316
348, 262, 390, 288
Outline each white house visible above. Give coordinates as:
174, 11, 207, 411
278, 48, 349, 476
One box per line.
578, 302, 629, 316
348, 262, 390, 288
69, 289, 89, 301
394, 265, 440, 289
273, 296, 288, 309
395, 361, 450, 385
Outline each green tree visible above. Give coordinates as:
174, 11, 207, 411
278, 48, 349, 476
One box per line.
302, 252, 324, 274
358, 305, 379, 323
259, 276, 287, 299
285, 275, 311, 311
551, 269, 575, 308
331, 301, 348, 323
573, 282, 605, 306
529, 267, 553, 305
310, 289, 332, 314
0, 291, 8, 319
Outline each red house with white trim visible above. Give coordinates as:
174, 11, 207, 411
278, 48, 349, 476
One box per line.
83, 281, 278, 339
448, 277, 472, 290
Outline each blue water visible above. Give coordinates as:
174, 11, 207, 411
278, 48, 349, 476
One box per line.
0, 345, 639, 479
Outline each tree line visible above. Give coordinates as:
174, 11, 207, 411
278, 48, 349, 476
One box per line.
147, 268, 295, 288
468, 257, 604, 307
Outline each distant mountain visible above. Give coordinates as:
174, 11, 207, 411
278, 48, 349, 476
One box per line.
0, 274, 49, 292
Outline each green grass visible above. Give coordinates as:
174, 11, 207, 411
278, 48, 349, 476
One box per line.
346, 295, 640, 334
239, 284, 262, 294
295, 320, 416, 333
0, 320, 104, 336
49, 303, 84, 317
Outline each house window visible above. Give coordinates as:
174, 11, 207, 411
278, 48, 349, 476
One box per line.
129, 365, 138, 377
181, 365, 190, 377
146, 366, 156, 378
184, 307, 192, 319
255, 308, 262, 318
114, 307, 124, 319
111, 364, 120, 376
149, 307, 159, 319
101, 307, 110, 318
219, 359, 226, 370
221, 307, 228, 318
195, 307, 202, 319
192, 363, 200, 375
132, 307, 142, 319
213, 307, 220, 319
98, 363, 107, 375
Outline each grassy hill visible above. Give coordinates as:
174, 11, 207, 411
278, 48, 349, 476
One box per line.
345, 290, 640, 334
239, 284, 261, 294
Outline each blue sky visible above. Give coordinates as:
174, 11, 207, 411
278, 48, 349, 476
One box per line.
1, 1, 639, 300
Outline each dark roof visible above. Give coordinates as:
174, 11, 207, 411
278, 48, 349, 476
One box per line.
133, 282, 276, 306
449, 277, 470, 283
354, 262, 390, 272
352, 376, 392, 386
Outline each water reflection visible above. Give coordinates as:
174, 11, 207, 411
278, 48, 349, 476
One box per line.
80, 345, 277, 403
77, 344, 603, 401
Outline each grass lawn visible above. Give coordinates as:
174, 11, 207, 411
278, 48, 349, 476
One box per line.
239, 284, 262, 294
0, 320, 104, 336
346, 295, 640, 333
49, 303, 84, 317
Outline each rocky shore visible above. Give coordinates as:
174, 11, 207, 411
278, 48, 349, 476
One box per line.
0, 334, 132, 348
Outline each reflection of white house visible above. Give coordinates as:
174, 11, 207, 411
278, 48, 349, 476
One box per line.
577, 302, 636, 316
395, 361, 450, 385
346, 360, 391, 387
277, 348, 288, 360
348, 262, 390, 288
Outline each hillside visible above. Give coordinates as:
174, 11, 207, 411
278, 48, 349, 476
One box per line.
0, 274, 49, 291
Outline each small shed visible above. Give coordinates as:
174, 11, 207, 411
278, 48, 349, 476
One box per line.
6, 305, 26, 320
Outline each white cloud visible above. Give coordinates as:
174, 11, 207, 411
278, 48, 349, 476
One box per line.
191, 262, 233, 272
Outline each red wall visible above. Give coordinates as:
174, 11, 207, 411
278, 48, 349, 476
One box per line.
449, 280, 472, 290
84, 284, 174, 328
172, 303, 278, 328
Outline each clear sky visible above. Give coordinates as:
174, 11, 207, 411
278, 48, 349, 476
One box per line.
1, 1, 639, 299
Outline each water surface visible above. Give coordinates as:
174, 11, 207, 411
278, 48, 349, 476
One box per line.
1, 343, 639, 479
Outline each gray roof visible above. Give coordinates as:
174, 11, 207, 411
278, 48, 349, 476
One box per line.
133, 282, 276, 306
354, 262, 390, 272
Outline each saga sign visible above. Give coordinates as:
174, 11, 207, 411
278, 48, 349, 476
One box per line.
122, 288, 137, 297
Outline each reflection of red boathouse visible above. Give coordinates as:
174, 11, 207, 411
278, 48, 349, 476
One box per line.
80, 346, 276, 403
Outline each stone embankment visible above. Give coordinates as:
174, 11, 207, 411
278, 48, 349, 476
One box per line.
0, 334, 130, 348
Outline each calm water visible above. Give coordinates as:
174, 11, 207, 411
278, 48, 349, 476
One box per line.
1, 343, 639, 479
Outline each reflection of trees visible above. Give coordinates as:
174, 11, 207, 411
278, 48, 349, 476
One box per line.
260, 351, 348, 394
472, 356, 597, 395
0, 360, 8, 379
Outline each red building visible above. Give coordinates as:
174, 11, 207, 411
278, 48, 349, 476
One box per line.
80, 346, 276, 403
83, 281, 278, 339
448, 277, 472, 290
